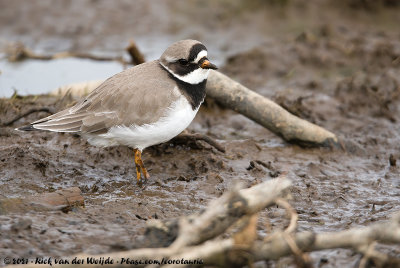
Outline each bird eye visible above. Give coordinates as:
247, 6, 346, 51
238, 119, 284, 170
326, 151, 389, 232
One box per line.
178, 59, 189, 66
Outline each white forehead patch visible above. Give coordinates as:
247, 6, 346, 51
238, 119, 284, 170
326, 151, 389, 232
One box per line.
194, 50, 208, 63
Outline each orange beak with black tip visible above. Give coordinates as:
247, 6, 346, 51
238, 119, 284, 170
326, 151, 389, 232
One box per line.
200, 58, 218, 70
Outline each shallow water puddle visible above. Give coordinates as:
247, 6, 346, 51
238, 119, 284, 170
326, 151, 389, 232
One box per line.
0, 57, 123, 98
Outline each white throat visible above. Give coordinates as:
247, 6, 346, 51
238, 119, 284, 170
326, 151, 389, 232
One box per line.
160, 62, 209, 85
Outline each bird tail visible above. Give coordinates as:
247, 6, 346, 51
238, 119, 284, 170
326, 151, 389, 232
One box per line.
15, 125, 36, 131
15, 111, 85, 133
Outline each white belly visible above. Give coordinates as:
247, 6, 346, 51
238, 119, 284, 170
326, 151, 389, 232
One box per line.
84, 95, 200, 151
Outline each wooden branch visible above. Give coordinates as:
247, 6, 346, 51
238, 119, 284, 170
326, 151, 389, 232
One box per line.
166, 212, 400, 267
0, 187, 84, 214
66, 211, 399, 268
8, 180, 400, 268
169, 176, 291, 250
126, 39, 146, 65
160, 239, 235, 268
206, 70, 340, 148
6, 40, 145, 66
275, 198, 298, 234
312, 213, 400, 250
275, 198, 313, 267
5, 42, 129, 64
8, 176, 291, 268
250, 212, 400, 264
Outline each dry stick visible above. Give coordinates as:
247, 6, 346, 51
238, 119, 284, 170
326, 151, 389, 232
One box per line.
275, 198, 313, 267
206, 70, 340, 148
53, 52, 125, 62
126, 39, 146, 65
169, 176, 292, 250
282, 233, 314, 268
152, 177, 291, 268
8, 186, 400, 267
233, 214, 259, 247
7, 41, 144, 65
164, 212, 400, 267
8, 177, 291, 268
275, 198, 298, 234
358, 242, 382, 268
6, 42, 129, 64
161, 239, 236, 268
158, 212, 400, 268
253, 212, 400, 263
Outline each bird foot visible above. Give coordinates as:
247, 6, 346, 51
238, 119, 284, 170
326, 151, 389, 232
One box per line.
133, 148, 150, 186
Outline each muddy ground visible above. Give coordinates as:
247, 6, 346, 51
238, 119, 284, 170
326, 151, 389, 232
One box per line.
1, 0, 400, 267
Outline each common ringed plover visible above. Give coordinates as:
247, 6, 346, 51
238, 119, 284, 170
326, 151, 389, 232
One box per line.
17, 39, 217, 184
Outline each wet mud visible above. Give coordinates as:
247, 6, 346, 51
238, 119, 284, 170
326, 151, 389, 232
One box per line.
1, 0, 400, 267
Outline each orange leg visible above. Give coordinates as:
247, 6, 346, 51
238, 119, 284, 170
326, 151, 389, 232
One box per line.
133, 148, 150, 183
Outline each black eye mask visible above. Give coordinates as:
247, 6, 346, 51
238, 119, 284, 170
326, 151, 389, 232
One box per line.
188, 44, 207, 62
170, 61, 200, 76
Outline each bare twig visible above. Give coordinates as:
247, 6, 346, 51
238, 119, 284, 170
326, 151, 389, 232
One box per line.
6, 40, 145, 66
126, 39, 146, 65
282, 233, 314, 268
5, 42, 130, 65
275, 198, 313, 267
170, 176, 291, 250
8, 176, 291, 268
233, 214, 259, 248
275, 198, 298, 234
359, 242, 377, 268
7, 183, 400, 268
53, 52, 125, 62
253, 212, 400, 263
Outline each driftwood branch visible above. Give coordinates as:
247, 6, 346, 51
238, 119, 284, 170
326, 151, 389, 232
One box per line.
153, 211, 400, 267
169, 176, 292, 250
206, 70, 340, 148
274, 198, 313, 267
5, 41, 144, 65
252, 212, 400, 265
9, 176, 292, 268
126, 39, 146, 65
163, 211, 400, 267
8, 177, 400, 268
